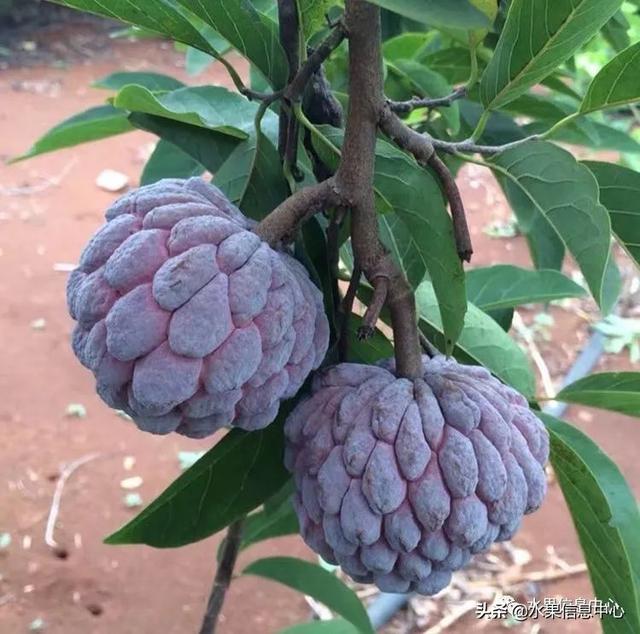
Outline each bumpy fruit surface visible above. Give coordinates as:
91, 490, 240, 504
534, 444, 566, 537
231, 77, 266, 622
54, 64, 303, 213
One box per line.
285, 355, 548, 594
67, 178, 329, 438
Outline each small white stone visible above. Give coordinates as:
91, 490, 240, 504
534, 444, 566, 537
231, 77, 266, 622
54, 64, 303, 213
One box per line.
120, 476, 143, 490
96, 169, 129, 193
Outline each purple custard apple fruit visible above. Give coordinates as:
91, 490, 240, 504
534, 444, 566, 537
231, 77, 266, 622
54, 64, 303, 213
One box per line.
284, 355, 548, 595
67, 177, 329, 438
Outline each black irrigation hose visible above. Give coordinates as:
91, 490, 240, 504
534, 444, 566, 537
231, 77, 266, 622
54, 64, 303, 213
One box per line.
366, 329, 607, 630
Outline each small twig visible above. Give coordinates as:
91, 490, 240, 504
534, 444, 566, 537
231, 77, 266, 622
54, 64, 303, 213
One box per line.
387, 86, 467, 114
1, 159, 77, 196
427, 154, 473, 262
420, 333, 441, 358
358, 276, 388, 340
512, 311, 556, 399
378, 107, 472, 261
198, 518, 245, 634
44, 452, 101, 549
285, 22, 348, 103
0, 594, 15, 608
431, 134, 541, 156
424, 600, 477, 634
501, 562, 587, 586
339, 264, 362, 361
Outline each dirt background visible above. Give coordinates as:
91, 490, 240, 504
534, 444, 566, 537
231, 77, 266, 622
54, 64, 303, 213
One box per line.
1, 16, 639, 634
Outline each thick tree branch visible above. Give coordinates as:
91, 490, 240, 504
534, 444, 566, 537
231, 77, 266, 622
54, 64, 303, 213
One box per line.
387, 86, 467, 114
198, 519, 245, 634
255, 0, 424, 379
379, 106, 472, 262
254, 179, 339, 245
335, 0, 422, 379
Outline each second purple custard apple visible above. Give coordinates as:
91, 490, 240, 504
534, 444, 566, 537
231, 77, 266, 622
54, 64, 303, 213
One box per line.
67, 178, 330, 438
285, 355, 549, 595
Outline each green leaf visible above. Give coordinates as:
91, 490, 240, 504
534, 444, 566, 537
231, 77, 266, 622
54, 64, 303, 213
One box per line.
11, 105, 133, 162
348, 314, 394, 364
602, 10, 631, 52
481, 0, 624, 109
243, 557, 374, 634
279, 622, 360, 634
468, 0, 497, 48
556, 373, 640, 417
541, 413, 640, 633
52, 0, 219, 56
466, 265, 586, 310
114, 85, 276, 139
184, 24, 230, 75
299, 0, 335, 38
368, 0, 490, 29
583, 161, 640, 269
130, 113, 241, 175
524, 120, 640, 155
93, 71, 185, 91
105, 419, 290, 547
422, 47, 474, 84
382, 33, 431, 61
213, 130, 289, 221
581, 42, 640, 114
175, 0, 288, 88
491, 141, 612, 312
185, 47, 215, 75
141, 139, 204, 185
239, 500, 299, 552
390, 60, 460, 132
415, 281, 535, 397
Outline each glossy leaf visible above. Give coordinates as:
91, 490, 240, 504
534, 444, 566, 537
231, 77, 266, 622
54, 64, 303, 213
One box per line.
141, 139, 204, 185
583, 161, 640, 268
466, 265, 586, 310
52, 0, 217, 55
105, 420, 290, 547
524, 120, 640, 155
93, 71, 185, 91
213, 131, 289, 221
382, 33, 431, 61
541, 413, 640, 633
582, 42, 640, 114
244, 557, 374, 634
175, 0, 288, 88
114, 85, 277, 139
239, 499, 299, 551
130, 113, 241, 175
481, 0, 623, 109
602, 11, 631, 52
422, 48, 475, 84
11, 105, 133, 162
415, 281, 535, 397
556, 373, 640, 417
491, 141, 612, 313
369, 0, 491, 29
